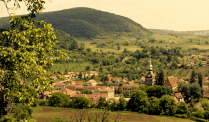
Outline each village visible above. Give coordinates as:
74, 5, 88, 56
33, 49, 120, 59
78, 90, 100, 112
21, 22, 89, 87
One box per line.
39, 59, 209, 106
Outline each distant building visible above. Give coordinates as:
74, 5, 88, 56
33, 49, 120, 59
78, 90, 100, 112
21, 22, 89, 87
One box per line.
145, 59, 156, 86
163, 76, 178, 91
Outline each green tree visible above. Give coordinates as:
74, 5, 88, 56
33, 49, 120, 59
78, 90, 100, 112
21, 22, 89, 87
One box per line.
171, 61, 178, 69
118, 96, 127, 111
148, 97, 161, 115
135, 84, 148, 93
72, 97, 92, 109
79, 72, 82, 79
155, 70, 164, 86
109, 100, 118, 111
190, 83, 202, 100
146, 85, 172, 98
97, 97, 108, 109
81, 89, 92, 94
198, 72, 203, 95
48, 92, 71, 107
159, 95, 177, 116
176, 102, 189, 114
0, 0, 68, 120
190, 70, 196, 84
117, 45, 121, 50
127, 90, 150, 113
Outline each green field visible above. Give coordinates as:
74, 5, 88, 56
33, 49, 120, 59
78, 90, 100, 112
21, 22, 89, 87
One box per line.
32, 106, 195, 122
77, 33, 209, 53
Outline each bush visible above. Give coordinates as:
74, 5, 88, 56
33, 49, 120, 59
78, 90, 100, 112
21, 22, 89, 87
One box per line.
72, 97, 92, 109
148, 97, 161, 115
192, 111, 204, 119
159, 95, 177, 116
127, 90, 150, 113
201, 99, 209, 111
176, 102, 189, 114
48, 92, 71, 107
195, 118, 208, 122
38, 100, 49, 106
109, 101, 118, 111
91, 104, 97, 108
174, 114, 187, 118
204, 110, 209, 119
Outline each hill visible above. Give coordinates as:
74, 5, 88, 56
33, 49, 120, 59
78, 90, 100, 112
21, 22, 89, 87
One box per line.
0, 7, 151, 39
148, 29, 209, 36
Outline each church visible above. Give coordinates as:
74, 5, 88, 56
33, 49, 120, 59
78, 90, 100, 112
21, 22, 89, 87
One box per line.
145, 59, 156, 86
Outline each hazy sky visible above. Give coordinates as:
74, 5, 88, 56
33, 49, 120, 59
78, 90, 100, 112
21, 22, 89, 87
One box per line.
0, 0, 209, 31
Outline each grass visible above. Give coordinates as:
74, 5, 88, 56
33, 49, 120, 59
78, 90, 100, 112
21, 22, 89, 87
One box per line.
32, 106, 195, 122
50, 62, 91, 73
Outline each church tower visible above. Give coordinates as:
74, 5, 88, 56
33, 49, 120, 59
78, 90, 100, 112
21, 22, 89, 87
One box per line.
145, 59, 156, 86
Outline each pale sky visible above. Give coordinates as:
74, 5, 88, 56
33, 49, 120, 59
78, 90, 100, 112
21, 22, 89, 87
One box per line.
0, 0, 209, 31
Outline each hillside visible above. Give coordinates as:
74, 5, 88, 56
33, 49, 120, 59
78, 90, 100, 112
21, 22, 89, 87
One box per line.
0, 7, 151, 39
148, 29, 209, 36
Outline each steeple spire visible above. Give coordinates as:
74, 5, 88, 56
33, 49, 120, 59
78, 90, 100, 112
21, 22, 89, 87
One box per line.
149, 58, 153, 71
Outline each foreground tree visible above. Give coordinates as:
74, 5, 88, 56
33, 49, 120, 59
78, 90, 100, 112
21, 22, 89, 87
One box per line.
118, 96, 127, 111
159, 95, 177, 116
48, 92, 71, 107
127, 90, 149, 113
0, 0, 68, 120
176, 102, 189, 115
148, 97, 160, 115
72, 97, 92, 109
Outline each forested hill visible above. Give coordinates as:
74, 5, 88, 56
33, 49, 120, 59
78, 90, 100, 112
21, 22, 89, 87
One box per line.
0, 7, 151, 39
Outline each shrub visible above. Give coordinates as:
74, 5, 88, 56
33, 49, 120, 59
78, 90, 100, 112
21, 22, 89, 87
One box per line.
72, 97, 92, 109
127, 90, 150, 113
118, 97, 127, 111
195, 118, 208, 122
192, 111, 204, 119
148, 97, 161, 115
38, 100, 49, 106
204, 110, 209, 119
174, 114, 187, 118
109, 101, 118, 111
176, 102, 189, 114
48, 92, 71, 107
159, 95, 177, 116
201, 99, 209, 111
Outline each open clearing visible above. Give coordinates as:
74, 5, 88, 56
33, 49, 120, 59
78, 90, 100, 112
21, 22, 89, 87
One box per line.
32, 107, 194, 122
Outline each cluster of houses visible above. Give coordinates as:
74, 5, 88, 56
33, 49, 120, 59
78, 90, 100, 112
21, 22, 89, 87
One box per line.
50, 71, 98, 80
167, 54, 209, 68
41, 76, 140, 104
42, 59, 209, 105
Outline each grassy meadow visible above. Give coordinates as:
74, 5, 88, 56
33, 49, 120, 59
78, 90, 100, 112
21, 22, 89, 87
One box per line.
77, 33, 209, 53
32, 106, 195, 122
